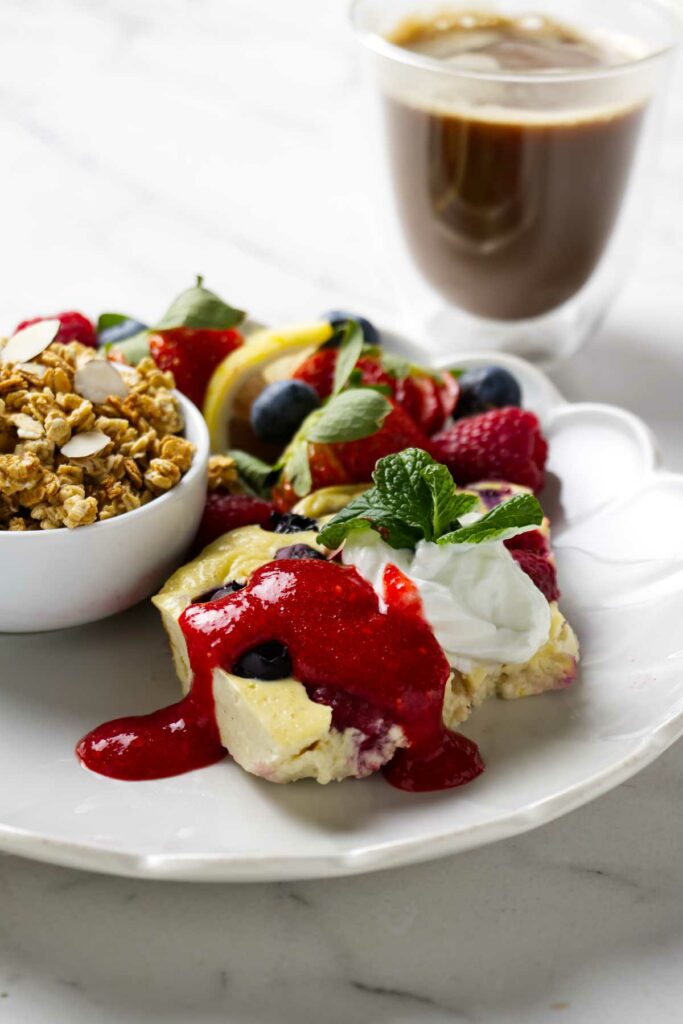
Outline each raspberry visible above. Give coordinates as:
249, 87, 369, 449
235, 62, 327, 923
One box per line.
16, 311, 97, 348
430, 408, 548, 493
194, 492, 273, 550
149, 327, 243, 408
511, 549, 560, 603
505, 529, 550, 558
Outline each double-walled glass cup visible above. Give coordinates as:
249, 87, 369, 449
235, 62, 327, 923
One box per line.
351, 0, 680, 363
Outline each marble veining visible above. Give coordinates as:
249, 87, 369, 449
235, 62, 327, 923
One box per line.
0, 0, 682, 1021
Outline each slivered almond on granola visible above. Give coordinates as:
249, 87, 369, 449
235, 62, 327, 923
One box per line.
0, 338, 194, 530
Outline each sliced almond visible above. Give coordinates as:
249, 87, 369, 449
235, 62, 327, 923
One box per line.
11, 412, 44, 440
0, 319, 60, 365
17, 361, 48, 379
74, 359, 129, 404
110, 361, 140, 386
61, 429, 111, 459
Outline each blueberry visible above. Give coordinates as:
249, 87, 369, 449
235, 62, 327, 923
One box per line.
98, 318, 148, 347
232, 641, 292, 681
275, 544, 326, 561
250, 380, 320, 444
194, 581, 244, 603
456, 366, 522, 418
269, 512, 319, 535
321, 310, 381, 348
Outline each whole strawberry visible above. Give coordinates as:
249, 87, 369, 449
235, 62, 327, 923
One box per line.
430, 408, 548, 494
149, 326, 242, 408
332, 401, 431, 482
16, 311, 97, 348
510, 549, 560, 603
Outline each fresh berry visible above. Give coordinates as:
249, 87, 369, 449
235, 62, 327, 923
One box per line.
98, 318, 148, 347
395, 371, 459, 435
331, 400, 431, 482
269, 511, 319, 534
505, 529, 550, 558
148, 326, 243, 408
456, 366, 522, 418
16, 311, 97, 349
275, 544, 326, 560
195, 581, 245, 603
232, 640, 292, 681
511, 550, 560, 602
195, 493, 274, 550
293, 349, 394, 401
430, 408, 548, 494
321, 310, 381, 347
250, 379, 320, 444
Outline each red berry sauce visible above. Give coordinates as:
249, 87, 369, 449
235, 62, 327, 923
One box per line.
77, 560, 484, 793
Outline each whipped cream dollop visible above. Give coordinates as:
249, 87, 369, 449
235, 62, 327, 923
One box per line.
342, 532, 551, 669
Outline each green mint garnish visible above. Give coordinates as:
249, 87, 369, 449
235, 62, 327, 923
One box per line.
153, 275, 245, 332
104, 331, 150, 365
332, 320, 365, 396
229, 449, 277, 499
306, 389, 391, 444
317, 448, 542, 551
97, 313, 132, 333
437, 493, 543, 546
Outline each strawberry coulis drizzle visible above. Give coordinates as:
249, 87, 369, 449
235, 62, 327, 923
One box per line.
77, 560, 484, 792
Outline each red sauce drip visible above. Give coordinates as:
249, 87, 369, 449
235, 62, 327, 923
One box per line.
77, 560, 484, 792
76, 695, 226, 781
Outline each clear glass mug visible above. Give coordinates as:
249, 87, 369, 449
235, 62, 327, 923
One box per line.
350, 0, 681, 363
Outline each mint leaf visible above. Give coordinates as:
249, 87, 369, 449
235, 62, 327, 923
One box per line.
105, 331, 150, 365
307, 389, 391, 444
422, 464, 478, 538
332, 320, 364, 396
153, 275, 245, 332
229, 449, 276, 498
318, 492, 421, 551
97, 313, 131, 333
285, 439, 313, 497
438, 494, 543, 545
372, 448, 435, 537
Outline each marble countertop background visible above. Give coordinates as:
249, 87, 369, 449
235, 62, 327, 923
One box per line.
1, 1, 682, 1021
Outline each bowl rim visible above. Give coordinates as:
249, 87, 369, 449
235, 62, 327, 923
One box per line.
0, 391, 209, 541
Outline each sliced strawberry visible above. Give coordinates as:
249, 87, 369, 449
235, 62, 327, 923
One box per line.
195, 493, 273, 550
293, 349, 395, 401
394, 370, 458, 435
430, 408, 548, 494
149, 326, 243, 408
511, 549, 560, 602
16, 311, 97, 348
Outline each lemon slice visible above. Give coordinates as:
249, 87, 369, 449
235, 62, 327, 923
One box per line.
203, 321, 333, 454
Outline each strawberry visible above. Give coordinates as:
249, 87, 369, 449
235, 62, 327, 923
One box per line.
430, 408, 548, 494
395, 371, 459, 435
271, 443, 349, 513
293, 349, 395, 400
195, 493, 273, 550
511, 549, 560, 602
149, 326, 243, 408
16, 311, 97, 348
332, 401, 431, 481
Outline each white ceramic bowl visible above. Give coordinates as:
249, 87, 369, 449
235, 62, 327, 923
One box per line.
0, 393, 209, 633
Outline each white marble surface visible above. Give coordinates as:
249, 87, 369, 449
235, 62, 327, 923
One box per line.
1, 0, 683, 1020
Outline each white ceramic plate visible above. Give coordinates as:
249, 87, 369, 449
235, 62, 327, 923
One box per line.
1, 333, 682, 882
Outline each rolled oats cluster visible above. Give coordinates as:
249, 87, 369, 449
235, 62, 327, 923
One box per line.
0, 339, 195, 530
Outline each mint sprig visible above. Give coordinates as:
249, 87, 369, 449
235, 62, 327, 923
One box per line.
228, 450, 277, 498
307, 389, 391, 444
317, 448, 542, 551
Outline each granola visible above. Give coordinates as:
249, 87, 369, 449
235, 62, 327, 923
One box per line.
0, 340, 194, 530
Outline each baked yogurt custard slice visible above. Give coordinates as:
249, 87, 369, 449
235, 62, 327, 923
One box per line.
77, 449, 579, 793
